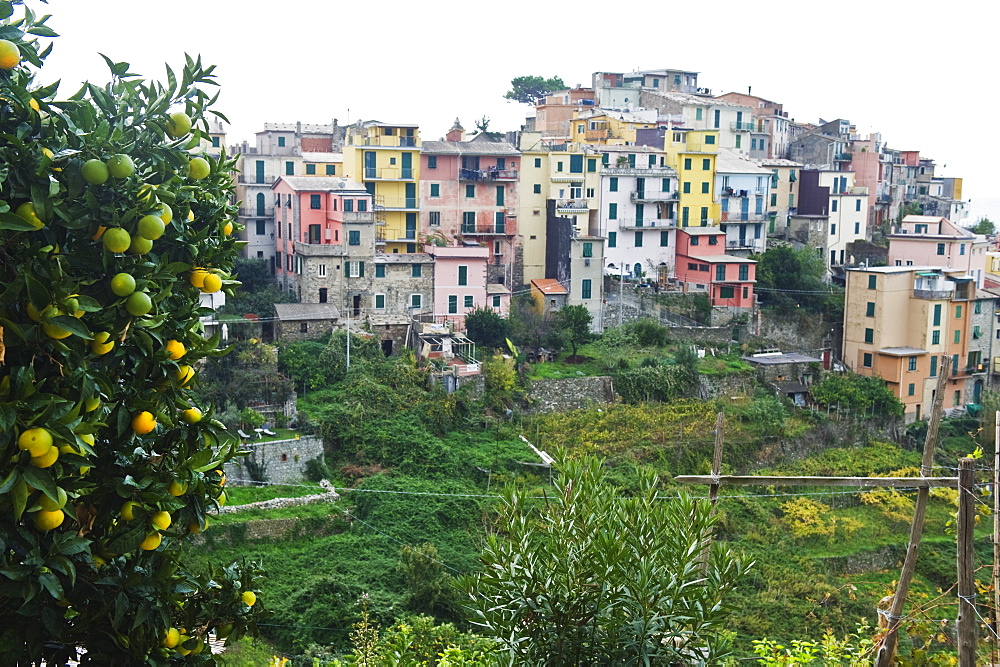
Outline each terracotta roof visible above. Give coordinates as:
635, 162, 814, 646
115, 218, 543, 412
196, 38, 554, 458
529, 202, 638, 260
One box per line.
531, 278, 569, 295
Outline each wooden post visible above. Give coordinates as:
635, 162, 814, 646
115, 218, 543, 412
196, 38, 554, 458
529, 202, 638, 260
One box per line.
957, 457, 977, 665
876, 355, 951, 667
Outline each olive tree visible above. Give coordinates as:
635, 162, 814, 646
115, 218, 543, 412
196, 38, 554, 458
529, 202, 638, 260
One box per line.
0, 3, 264, 662
458, 456, 753, 665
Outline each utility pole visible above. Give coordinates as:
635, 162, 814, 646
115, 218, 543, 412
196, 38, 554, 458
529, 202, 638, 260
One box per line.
957, 457, 977, 665
619, 263, 625, 326
994, 410, 999, 660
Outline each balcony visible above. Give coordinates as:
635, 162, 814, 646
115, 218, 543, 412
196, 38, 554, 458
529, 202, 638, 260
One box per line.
237, 175, 277, 185
721, 211, 769, 223
601, 165, 674, 176
381, 198, 419, 211
350, 135, 420, 148
913, 288, 955, 300
878, 194, 893, 203
461, 222, 516, 236
617, 218, 675, 230
834, 152, 852, 161
238, 208, 272, 217
375, 229, 386, 245
585, 129, 612, 140
459, 168, 518, 181
630, 190, 677, 202
363, 167, 415, 181
730, 121, 756, 131
342, 211, 376, 223
726, 239, 764, 250
721, 188, 766, 198
556, 199, 590, 213
551, 172, 587, 183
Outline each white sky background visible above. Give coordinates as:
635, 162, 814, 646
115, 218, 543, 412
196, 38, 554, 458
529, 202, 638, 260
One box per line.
33, 0, 1000, 222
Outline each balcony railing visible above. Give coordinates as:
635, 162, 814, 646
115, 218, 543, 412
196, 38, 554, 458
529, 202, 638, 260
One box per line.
726, 239, 763, 250
834, 152, 852, 161
555, 199, 590, 212
721, 211, 770, 223
342, 211, 377, 223
913, 288, 955, 300
721, 188, 766, 198
363, 167, 415, 180
878, 194, 893, 203
730, 121, 756, 131
238, 208, 271, 217
617, 218, 675, 230
461, 222, 515, 235
237, 175, 277, 185
630, 190, 677, 202
350, 136, 420, 148
601, 166, 674, 176
381, 198, 418, 210
458, 168, 518, 181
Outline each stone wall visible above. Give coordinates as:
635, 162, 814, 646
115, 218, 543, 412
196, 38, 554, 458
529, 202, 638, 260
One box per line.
223, 435, 324, 485
665, 325, 734, 345
741, 307, 840, 359
698, 373, 758, 400
525, 376, 616, 414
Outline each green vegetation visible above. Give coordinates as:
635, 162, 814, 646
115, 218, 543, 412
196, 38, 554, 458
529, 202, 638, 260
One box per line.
754, 245, 840, 314
503, 74, 566, 105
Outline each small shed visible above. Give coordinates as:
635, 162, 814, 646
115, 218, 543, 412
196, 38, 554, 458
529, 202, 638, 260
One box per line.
273, 303, 340, 341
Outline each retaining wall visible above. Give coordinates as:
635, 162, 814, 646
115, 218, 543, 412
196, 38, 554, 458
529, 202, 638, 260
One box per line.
223, 435, 324, 485
525, 376, 617, 414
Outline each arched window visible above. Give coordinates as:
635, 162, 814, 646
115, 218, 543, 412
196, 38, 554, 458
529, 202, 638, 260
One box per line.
256, 192, 266, 217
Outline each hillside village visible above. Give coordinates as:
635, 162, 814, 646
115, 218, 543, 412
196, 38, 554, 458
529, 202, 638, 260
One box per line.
212, 67, 993, 425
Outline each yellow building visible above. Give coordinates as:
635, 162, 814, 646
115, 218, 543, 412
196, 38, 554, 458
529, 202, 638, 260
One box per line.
664, 129, 720, 227
518, 132, 602, 283
301, 152, 343, 177
569, 109, 657, 147
843, 265, 989, 421
342, 122, 421, 253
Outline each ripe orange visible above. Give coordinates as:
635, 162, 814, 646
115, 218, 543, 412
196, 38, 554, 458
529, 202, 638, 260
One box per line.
15, 202, 44, 229
151, 510, 172, 531
188, 157, 210, 180
102, 227, 130, 253
174, 365, 195, 387
30, 445, 59, 468
162, 628, 181, 649
131, 411, 156, 435
106, 154, 135, 179
156, 204, 173, 225
34, 509, 65, 531
168, 479, 188, 496
90, 331, 114, 355
0, 39, 20, 70
222, 221, 234, 235
38, 487, 68, 512
200, 273, 222, 293
140, 532, 162, 550
121, 501, 139, 521
137, 214, 165, 240
180, 407, 202, 424
110, 272, 136, 297
241, 591, 257, 607
166, 111, 192, 138
83, 395, 101, 412
189, 269, 209, 288
42, 317, 73, 339
165, 339, 186, 360
18, 427, 53, 457
81, 159, 109, 185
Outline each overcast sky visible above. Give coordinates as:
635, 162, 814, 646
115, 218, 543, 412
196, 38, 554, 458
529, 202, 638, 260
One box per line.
36, 0, 999, 222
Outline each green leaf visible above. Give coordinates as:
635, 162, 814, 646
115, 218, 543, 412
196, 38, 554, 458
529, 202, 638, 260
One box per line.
49, 315, 92, 340
0, 212, 36, 231
0, 3, 13, 20
12, 477, 28, 520
22, 466, 57, 500
27, 25, 57, 37
0, 467, 19, 495
25, 274, 50, 311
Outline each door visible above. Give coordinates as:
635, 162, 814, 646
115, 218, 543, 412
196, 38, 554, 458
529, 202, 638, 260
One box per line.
255, 160, 264, 184
405, 213, 417, 239
401, 152, 413, 179
405, 182, 416, 208
740, 197, 749, 221
364, 151, 376, 179
636, 177, 645, 197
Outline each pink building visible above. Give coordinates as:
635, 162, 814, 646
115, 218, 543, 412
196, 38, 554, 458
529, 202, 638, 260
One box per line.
675, 228, 756, 308
421, 124, 520, 286
887, 215, 987, 287
424, 245, 490, 330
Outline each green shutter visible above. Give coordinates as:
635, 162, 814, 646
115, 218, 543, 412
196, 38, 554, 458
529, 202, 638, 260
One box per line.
359, 261, 365, 277
345, 263, 351, 277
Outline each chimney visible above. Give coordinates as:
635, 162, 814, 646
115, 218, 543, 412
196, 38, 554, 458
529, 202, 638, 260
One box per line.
446, 117, 464, 142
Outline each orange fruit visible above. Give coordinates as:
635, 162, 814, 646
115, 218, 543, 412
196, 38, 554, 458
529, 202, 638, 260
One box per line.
222, 221, 234, 235
168, 479, 188, 496
139, 532, 162, 551
165, 339, 186, 360
162, 628, 181, 649
151, 510, 171, 531
137, 214, 165, 240
174, 365, 195, 387
125, 292, 153, 317
81, 159, 109, 185
241, 591, 257, 607
188, 157, 210, 180
110, 273, 136, 297
0, 39, 20, 70
34, 509, 65, 531
180, 407, 202, 424
102, 228, 130, 253
131, 411, 156, 435
189, 269, 208, 288
128, 234, 152, 255
90, 331, 114, 355
38, 487, 68, 512
15, 202, 44, 230
18, 427, 53, 457
200, 273, 222, 293
166, 111, 192, 138
30, 445, 59, 468
106, 154, 135, 179
121, 501, 139, 521
156, 204, 173, 225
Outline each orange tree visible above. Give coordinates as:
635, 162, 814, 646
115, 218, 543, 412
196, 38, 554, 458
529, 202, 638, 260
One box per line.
0, 2, 265, 663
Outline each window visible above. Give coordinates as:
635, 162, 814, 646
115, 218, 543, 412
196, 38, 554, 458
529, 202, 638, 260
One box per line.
695, 108, 703, 121
609, 203, 618, 220
343, 199, 353, 212
285, 161, 294, 175
317, 263, 327, 278
719, 286, 735, 299
410, 294, 422, 309
864, 328, 874, 343
933, 304, 941, 325
715, 265, 726, 281
908, 383, 915, 396
255, 219, 265, 235
937, 243, 945, 255
465, 184, 475, 198
908, 356, 917, 371
300, 322, 308, 334
705, 135, 716, 144
634, 231, 643, 247
701, 207, 708, 223
305, 163, 316, 175
211, 136, 220, 148
309, 194, 321, 209
954, 329, 961, 344
932, 330, 940, 345
326, 165, 336, 175
691, 236, 699, 246
955, 305, 962, 318
831, 200, 838, 212
684, 158, 692, 170
975, 300, 983, 314
492, 295, 501, 308
609, 177, 618, 192
866, 302, 875, 317
375, 264, 385, 278
587, 158, 596, 172
345, 261, 365, 278
739, 264, 749, 281
582, 243, 593, 258
856, 199, 862, 212
430, 184, 440, 197
496, 186, 505, 206
348, 230, 360, 246
448, 295, 458, 314
608, 231, 617, 248
701, 182, 709, 193
702, 159, 710, 170
277, 136, 285, 147
709, 235, 717, 246
771, 193, 777, 207
868, 275, 877, 289
556, 161, 563, 172
412, 264, 422, 278
460, 294, 473, 309
581, 278, 592, 299
960, 244, 966, 255
713, 109, 720, 128
427, 155, 437, 169
855, 222, 860, 234
534, 158, 541, 168
683, 182, 691, 194
457, 265, 468, 286
660, 231, 668, 247
735, 134, 741, 149
930, 355, 938, 377
429, 211, 441, 227
863, 353, 872, 368
831, 223, 836, 235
